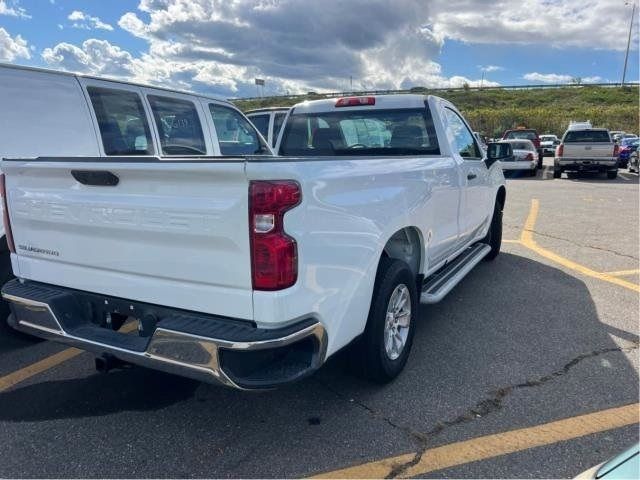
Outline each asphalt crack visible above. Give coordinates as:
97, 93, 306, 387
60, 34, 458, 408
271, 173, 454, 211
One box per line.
504, 221, 639, 261
384, 341, 639, 478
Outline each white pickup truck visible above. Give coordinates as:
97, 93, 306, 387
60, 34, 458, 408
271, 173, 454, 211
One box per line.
0, 64, 507, 389
554, 126, 618, 179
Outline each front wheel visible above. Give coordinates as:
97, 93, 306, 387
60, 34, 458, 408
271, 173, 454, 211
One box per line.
483, 198, 503, 261
352, 258, 418, 383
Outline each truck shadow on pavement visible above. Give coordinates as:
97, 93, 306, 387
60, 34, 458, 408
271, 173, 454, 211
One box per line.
0, 253, 637, 478
563, 171, 640, 184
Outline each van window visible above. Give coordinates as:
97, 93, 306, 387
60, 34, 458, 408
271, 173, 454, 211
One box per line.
87, 87, 153, 156
209, 104, 268, 155
148, 95, 207, 155
247, 114, 270, 139
272, 112, 286, 147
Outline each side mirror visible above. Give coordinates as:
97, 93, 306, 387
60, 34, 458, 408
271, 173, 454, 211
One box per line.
486, 142, 513, 167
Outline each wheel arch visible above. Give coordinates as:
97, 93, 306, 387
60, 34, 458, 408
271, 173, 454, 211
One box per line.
381, 226, 424, 278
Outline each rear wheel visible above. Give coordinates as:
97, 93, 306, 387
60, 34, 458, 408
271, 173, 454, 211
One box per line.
553, 169, 561, 179
529, 168, 537, 177
352, 257, 417, 383
607, 170, 618, 179
0, 244, 15, 334
483, 198, 503, 261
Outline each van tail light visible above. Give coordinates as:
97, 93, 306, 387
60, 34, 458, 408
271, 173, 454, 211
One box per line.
335, 96, 375, 107
0, 174, 15, 254
556, 144, 564, 157
614, 144, 620, 156
249, 180, 301, 290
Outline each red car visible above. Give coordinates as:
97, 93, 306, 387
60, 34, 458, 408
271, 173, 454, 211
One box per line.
502, 128, 543, 169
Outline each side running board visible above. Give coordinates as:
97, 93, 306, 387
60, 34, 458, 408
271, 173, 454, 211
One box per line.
420, 243, 491, 304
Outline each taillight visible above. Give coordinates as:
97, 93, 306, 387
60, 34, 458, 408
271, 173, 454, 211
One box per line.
556, 144, 564, 157
335, 96, 375, 107
526, 153, 534, 161
614, 144, 620, 156
0, 174, 15, 254
249, 180, 301, 290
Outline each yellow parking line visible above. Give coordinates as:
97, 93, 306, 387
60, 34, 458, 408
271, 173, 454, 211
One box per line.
601, 269, 640, 277
502, 239, 521, 244
0, 347, 82, 393
520, 199, 640, 293
313, 403, 639, 479
0, 321, 139, 393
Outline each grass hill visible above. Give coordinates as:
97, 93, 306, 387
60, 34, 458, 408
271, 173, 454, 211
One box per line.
233, 85, 639, 137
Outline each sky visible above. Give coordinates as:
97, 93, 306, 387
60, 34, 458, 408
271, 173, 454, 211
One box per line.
0, 0, 638, 99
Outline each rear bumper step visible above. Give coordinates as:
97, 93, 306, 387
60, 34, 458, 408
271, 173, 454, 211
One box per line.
2, 279, 327, 389
421, 243, 491, 304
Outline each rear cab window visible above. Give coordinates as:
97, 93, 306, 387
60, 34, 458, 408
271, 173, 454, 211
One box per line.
563, 130, 611, 143
147, 95, 207, 155
87, 87, 154, 156
505, 130, 537, 141
279, 107, 439, 156
209, 104, 269, 156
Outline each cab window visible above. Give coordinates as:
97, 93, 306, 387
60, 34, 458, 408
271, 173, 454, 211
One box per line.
147, 95, 207, 155
87, 87, 154, 156
443, 108, 481, 159
209, 104, 268, 155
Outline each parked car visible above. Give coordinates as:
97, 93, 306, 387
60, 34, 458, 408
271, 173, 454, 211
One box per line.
502, 128, 543, 169
539, 134, 560, 156
0, 67, 507, 388
575, 443, 639, 479
554, 127, 618, 179
498, 139, 538, 176
610, 130, 625, 143
617, 137, 639, 169
246, 107, 290, 148
628, 150, 639, 173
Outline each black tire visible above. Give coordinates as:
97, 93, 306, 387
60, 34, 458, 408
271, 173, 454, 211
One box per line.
537, 150, 543, 169
529, 168, 537, 177
553, 169, 561, 179
483, 198, 503, 261
352, 257, 418, 383
0, 245, 14, 334
607, 170, 617, 179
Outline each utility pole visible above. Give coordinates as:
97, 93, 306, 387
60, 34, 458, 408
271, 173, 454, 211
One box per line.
622, 1, 637, 86
350, 75, 353, 92
480, 71, 485, 89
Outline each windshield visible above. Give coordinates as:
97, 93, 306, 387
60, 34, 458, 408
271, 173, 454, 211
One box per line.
564, 130, 611, 143
279, 108, 440, 156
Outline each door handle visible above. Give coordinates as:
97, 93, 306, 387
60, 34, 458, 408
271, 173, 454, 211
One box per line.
467, 173, 477, 180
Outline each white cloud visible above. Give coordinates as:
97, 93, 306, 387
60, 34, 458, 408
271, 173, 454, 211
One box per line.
582, 75, 603, 83
479, 65, 503, 73
428, 0, 638, 51
523, 72, 573, 83
0, 0, 30, 18
0, 27, 30, 61
68, 10, 114, 31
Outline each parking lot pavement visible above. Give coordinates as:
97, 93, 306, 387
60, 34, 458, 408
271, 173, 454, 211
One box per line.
0, 164, 638, 478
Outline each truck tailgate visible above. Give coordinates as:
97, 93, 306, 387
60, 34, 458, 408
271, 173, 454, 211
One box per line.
562, 143, 614, 158
1, 159, 253, 320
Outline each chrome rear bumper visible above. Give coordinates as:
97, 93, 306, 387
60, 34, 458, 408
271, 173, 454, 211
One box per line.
2, 279, 327, 389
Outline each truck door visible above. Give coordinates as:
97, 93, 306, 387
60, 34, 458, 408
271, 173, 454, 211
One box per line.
441, 107, 491, 247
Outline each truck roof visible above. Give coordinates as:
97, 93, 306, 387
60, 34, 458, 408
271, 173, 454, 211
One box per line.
290, 94, 436, 114
0, 61, 233, 107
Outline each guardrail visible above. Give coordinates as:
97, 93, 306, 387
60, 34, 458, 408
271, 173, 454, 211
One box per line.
232, 82, 640, 102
